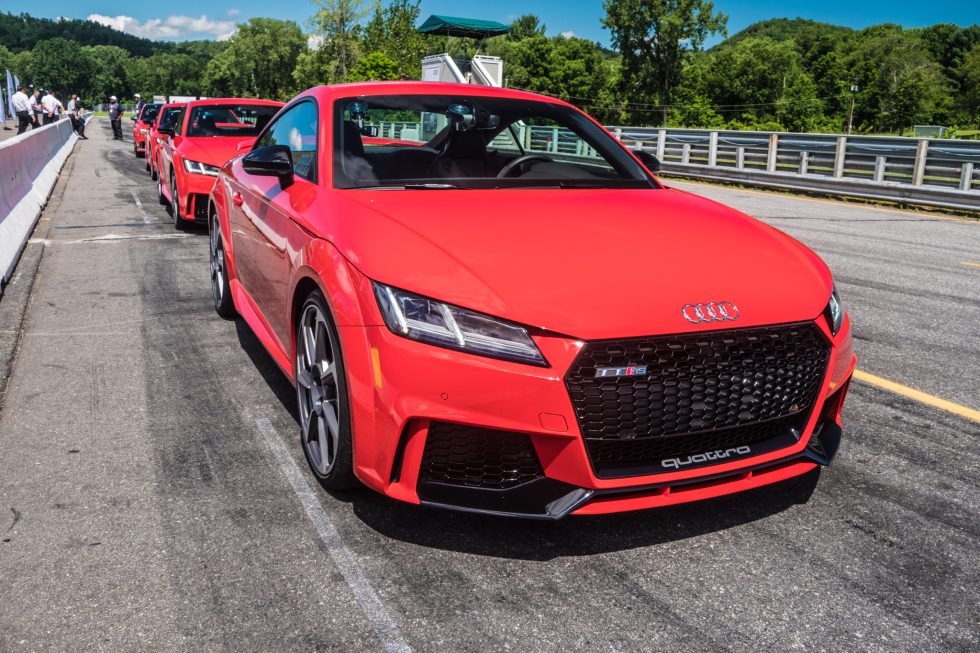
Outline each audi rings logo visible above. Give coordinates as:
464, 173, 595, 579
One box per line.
681, 301, 740, 324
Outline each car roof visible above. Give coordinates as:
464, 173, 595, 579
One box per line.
184, 98, 286, 109
297, 81, 573, 108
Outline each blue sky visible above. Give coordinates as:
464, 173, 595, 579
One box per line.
14, 0, 979, 45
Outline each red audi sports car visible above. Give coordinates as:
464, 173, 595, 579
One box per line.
208, 82, 855, 519
146, 103, 185, 181
131, 102, 162, 157
158, 98, 283, 229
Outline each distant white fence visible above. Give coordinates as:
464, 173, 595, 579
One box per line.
0, 116, 87, 296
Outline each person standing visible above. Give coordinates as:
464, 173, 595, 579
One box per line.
108, 95, 124, 140
28, 90, 41, 127
11, 86, 31, 135
133, 93, 146, 116
41, 90, 62, 125
68, 95, 87, 139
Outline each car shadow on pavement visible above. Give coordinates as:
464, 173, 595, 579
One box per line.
232, 314, 821, 559
336, 471, 819, 559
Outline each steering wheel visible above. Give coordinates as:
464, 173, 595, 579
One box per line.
496, 153, 553, 178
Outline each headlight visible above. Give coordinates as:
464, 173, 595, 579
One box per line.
139, 129, 148, 135
826, 284, 843, 335
183, 159, 220, 176
373, 283, 547, 366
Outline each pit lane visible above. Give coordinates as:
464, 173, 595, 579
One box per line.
1, 119, 977, 652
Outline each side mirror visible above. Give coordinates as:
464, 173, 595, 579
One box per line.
130, 115, 138, 121
243, 144, 293, 187
634, 149, 661, 173
157, 126, 174, 136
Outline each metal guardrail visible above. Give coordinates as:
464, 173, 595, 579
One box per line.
362, 120, 979, 211
609, 127, 980, 212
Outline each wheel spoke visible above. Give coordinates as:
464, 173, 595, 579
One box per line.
296, 368, 315, 390
301, 322, 316, 370
315, 416, 331, 473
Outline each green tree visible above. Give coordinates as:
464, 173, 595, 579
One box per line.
25, 37, 93, 97
602, 0, 727, 125
347, 51, 399, 81
310, 0, 368, 81
509, 15, 546, 41
203, 18, 305, 99
81, 45, 131, 103
959, 46, 980, 126
362, 1, 427, 79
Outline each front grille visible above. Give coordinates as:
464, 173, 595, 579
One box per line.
419, 422, 543, 489
565, 322, 829, 477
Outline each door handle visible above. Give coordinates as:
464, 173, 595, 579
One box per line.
232, 192, 244, 207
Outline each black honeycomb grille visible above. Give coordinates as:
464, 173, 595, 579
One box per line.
565, 322, 829, 477
419, 422, 543, 490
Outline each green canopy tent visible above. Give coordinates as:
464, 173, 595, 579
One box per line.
418, 15, 511, 40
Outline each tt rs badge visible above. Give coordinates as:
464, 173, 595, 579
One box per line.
595, 366, 648, 378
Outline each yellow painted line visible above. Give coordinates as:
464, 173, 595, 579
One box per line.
853, 369, 980, 423
961, 261, 980, 268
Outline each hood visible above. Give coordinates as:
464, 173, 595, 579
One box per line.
328, 188, 833, 340
181, 136, 256, 168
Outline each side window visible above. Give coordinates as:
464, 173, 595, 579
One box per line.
255, 101, 318, 183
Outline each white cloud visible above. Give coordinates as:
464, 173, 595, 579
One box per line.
227, 8, 240, 17
307, 34, 324, 51
87, 14, 238, 41
560, 31, 575, 39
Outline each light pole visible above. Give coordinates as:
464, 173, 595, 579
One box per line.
846, 83, 858, 135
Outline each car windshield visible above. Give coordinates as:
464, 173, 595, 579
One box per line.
186, 104, 279, 137
141, 104, 162, 123
333, 95, 657, 190
158, 107, 181, 129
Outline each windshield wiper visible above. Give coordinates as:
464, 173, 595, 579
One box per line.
347, 183, 467, 190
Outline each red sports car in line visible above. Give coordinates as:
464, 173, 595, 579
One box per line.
208, 82, 855, 519
158, 98, 283, 229
146, 102, 185, 181
131, 102, 162, 157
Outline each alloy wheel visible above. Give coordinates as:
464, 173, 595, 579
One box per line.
296, 303, 341, 477
209, 220, 225, 305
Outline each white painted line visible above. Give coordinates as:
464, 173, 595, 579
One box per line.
255, 418, 413, 653
29, 233, 191, 245
130, 189, 151, 224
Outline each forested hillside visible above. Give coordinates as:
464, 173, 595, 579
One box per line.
0, 4, 977, 135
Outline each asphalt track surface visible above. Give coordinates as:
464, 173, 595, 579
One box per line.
1, 119, 978, 652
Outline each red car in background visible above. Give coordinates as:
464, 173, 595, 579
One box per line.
131, 102, 162, 157
146, 103, 185, 181
158, 98, 283, 229
207, 82, 856, 519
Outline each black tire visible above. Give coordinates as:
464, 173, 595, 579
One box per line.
295, 290, 357, 490
157, 176, 167, 205
209, 213, 236, 319
171, 172, 189, 231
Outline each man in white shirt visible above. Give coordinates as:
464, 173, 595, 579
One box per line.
11, 86, 32, 134
41, 91, 63, 125
28, 90, 41, 127
67, 95, 87, 139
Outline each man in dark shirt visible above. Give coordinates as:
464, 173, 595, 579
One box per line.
108, 95, 124, 140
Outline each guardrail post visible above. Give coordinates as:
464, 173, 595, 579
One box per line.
736, 146, 745, 169
798, 151, 809, 175
874, 156, 886, 182
959, 162, 973, 191
912, 139, 928, 186
766, 134, 778, 172
551, 127, 559, 153
682, 143, 691, 164
833, 136, 847, 178
656, 129, 666, 160
708, 132, 718, 167
614, 128, 622, 141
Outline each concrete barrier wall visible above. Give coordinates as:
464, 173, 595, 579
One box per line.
0, 118, 84, 296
